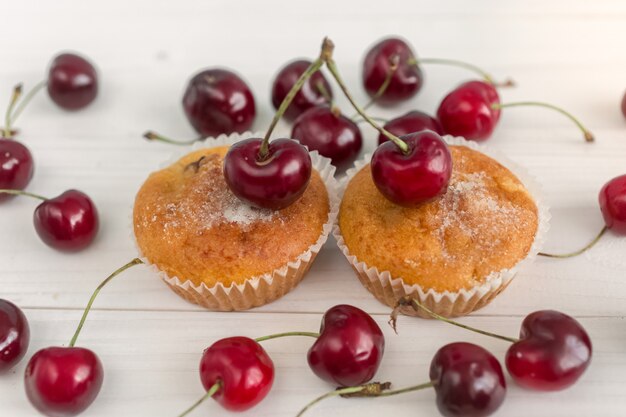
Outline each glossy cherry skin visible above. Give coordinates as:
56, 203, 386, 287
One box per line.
0, 299, 30, 373
378, 110, 443, 145
307, 305, 384, 387
47, 53, 98, 110
437, 81, 501, 141
505, 310, 592, 391
0, 138, 34, 202
24, 347, 104, 417
292, 106, 362, 168
599, 174, 626, 234
271, 60, 332, 121
199, 337, 274, 412
363, 37, 422, 105
223, 138, 311, 210
371, 131, 452, 207
33, 190, 99, 252
182, 69, 256, 137
430, 342, 506, 417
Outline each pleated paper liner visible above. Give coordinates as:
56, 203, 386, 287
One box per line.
133, 131, 340, 311
333, 135, 551, 318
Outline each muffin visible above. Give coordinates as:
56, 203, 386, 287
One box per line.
335, 136, 549, 317
133, 133, 338, 311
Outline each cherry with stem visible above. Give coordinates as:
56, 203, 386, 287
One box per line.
223, 40, 339, 209
391, 297, 592, 391
297, 342, 506, 417
178, 304, 384, 415
24, 258, 143, 417
0, 188, 99, 252
540, 174, 626, 258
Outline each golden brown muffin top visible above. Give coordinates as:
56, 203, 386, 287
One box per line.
339, 145, 539, 293
133, 146, 330, 287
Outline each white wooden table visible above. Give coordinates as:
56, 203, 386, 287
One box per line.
2, 1, 626, 416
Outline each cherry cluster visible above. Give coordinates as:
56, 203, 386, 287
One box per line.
0, 53, 99, 252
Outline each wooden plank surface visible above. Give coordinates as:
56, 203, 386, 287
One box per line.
1, 1, 626, 415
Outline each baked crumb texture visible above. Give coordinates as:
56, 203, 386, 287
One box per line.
339, 146, 539, 293
133, 146, 329, 288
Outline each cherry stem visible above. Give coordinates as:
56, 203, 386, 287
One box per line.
68, 258, 144, 347
539, 226, 607, 258
322, 40, 408, 154
10, 80, 47, 126
315, 80, 333, 106
493, 101, 594, 142
350, 54, 400, 119
177, 381, 222, 417
4, 84, 22, 138
143, 131, 201, 146
0, 189, 48, 201
296, 381, 434, 417
254, 331, 320, 343
409, 57, 515, 87
353, 116, 389, 124
258, 39, 331, 160
390, 298, 519, 343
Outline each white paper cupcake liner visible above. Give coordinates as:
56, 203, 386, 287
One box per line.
131, 131, 340, 311
333, 135, 551, 318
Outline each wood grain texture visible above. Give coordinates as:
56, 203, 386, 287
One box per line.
1, 0, 625, 415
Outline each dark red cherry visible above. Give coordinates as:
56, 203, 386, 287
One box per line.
47, 53, 98, 110
223, 138, 311, 210
307, 305, 384, 387
0, 138, 34, 202
271, 60, 332, 121
599, 174, 626, 234
371, 131, 452, 207
505, 310, 592, 391
362, 37, 422, 105
199, 336, 274, 412
0, 299, 30, 373
378, 110, 443, 145
33, 190, 99, 252
182, 69, 256, 137
291, 106, 362, 168
430, 342, 506, 417
437, 80, 501, 141
24, 347, 104, 417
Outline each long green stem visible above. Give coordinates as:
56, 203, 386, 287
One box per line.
322, 42, 408, 154
315, 80, 332, 105
539, 226, 607, 258
178, 381, 222, 417
258, 39, 331, 159
69, 258, 144, 347
296, 381, 433, 416
352, 54, 399, 117
10, 80, 47, 126
295, 386, 370, 417
391, 298, 518, 343
4, 84, 22, 138
0, 189, 48, 201
254, 331, 319, 343
366, 381, 434, 397
493, 101, 594, 142
143, 131, 201, 146
409, 57, 514, 87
